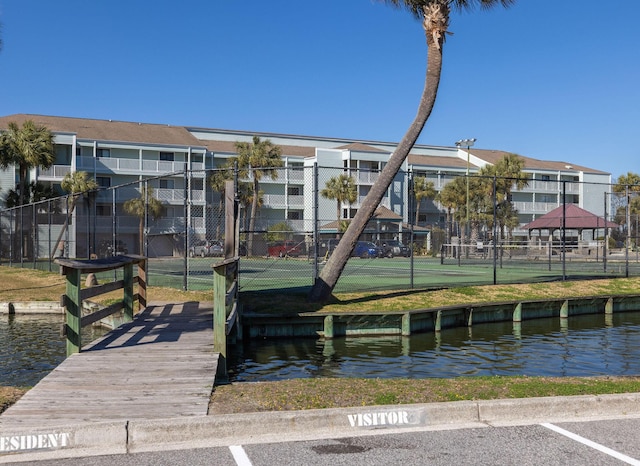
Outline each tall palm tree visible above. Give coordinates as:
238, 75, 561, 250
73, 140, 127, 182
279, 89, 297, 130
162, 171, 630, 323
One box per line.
321, 174, 358, 227
233, 136, 283, 255
0, 120, 56, 207
413, 175, 436, 226
438, 176, 467, 245
208, 164, 234, 240
51, 171, 99, 259
123, 185, 164, 255
309, 0, 516, 302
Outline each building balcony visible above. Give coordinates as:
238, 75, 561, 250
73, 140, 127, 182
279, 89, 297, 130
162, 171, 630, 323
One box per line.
76, 157, 204, 176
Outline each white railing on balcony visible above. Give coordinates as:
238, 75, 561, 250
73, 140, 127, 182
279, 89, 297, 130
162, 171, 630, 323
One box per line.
512, 201, 559, 214
358, 171, 380, 184
38, 165, 72, 179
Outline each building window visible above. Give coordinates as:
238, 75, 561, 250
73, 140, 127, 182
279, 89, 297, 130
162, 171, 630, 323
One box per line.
96, 205, 112, 216
159, 152, 175, 161
96, 177, 111, 188
287, 211, 301, 220
288, 186, 301, 196
97, 148, 110, 158
541, 175, 550, 181
159, 179, 175, 189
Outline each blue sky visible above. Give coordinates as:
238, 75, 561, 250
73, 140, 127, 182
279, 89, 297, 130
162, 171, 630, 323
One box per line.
0, 0, 638, 179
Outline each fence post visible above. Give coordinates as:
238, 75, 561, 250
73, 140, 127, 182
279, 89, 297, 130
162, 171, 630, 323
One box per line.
65, 267, 82, 356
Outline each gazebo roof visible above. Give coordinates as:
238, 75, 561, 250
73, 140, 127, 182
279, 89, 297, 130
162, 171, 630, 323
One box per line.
522, 204, 618, 231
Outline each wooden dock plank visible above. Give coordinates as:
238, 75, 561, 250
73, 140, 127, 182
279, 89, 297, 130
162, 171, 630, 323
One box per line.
0, 302, 219, 430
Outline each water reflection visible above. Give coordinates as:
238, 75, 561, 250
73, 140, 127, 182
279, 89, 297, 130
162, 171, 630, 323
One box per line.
228, 312, 640, 382
1, 314, 107, 387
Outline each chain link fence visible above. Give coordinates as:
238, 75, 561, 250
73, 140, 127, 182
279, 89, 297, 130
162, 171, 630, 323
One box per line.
1, 166, 638, 294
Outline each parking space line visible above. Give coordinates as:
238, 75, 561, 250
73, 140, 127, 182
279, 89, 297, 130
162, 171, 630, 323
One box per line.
229, 445, 253, 466
541, 423, 640, 465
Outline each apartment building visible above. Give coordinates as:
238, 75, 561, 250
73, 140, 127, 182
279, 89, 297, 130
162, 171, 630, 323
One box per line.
0, 114, 611, 257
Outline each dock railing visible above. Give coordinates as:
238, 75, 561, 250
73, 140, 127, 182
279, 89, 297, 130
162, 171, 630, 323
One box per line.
55, 255, 147, 356
213, 256, 241, 380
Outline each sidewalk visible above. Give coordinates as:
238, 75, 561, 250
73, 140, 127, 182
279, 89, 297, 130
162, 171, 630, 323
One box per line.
2, 392, 640, 463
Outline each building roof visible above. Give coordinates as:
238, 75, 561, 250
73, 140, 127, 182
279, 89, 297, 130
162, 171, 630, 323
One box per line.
336, 143, 388, 153
522, 204, 618, 231
408, 153, 470, 170
0, 114, 205, 148
0, 114, 610, 176
470, 149, 609, 175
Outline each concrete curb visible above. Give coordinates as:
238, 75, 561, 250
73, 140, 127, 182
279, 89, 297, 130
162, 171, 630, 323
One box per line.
3, 393, 640, 462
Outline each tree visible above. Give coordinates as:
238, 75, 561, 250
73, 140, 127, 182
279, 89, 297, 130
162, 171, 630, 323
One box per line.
0, 120, 56, 207
412, 176, 436, 226
123, 185, 164, 255
50, 171, 99, 259
309, 0, 515, 302
321, 174, 358, 227
438, 176, 467, 246
233, 136, 283, 255
208, 164, 234, 240
5, 181, 57, 208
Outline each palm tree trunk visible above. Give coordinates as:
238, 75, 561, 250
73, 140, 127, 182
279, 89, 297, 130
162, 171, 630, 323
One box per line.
50, 196, 78, 260
309, 38, 444, 302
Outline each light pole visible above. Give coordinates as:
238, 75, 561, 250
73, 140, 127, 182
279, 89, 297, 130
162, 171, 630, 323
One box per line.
456, 138, 476, 256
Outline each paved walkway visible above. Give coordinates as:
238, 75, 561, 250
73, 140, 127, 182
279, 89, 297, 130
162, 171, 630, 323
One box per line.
0, 302, 218, 429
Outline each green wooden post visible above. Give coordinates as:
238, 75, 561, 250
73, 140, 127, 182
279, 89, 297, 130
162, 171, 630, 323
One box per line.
560, 300, 569, 319
434, 310, 442, 332
401, 313, 411, 336
213, 262, 227, 379
123, 263, 134, 322
65, 267, 82, 356
605, 297, 613, 314
324, 315, 334, 339
513, 302, 522, 322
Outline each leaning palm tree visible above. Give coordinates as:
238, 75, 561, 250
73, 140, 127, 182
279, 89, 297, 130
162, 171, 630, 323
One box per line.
233, 136, 283, 255
321, 174, 358, 227
413, 175, 436, 226
51, 171, 99, 259
309, 0, 516, 302
123, 185, 164, 255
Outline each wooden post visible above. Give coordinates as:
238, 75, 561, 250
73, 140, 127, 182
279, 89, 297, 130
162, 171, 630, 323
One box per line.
213, 262, 227, 379
513, 302, 522, 322
434, 310, 442, 332
138, 258, 147, 311
605, 297, 613, 314
324, 315, 334, 339
65, 267, 82, 356
401, 313, 411, 336
123, 262, 134, 322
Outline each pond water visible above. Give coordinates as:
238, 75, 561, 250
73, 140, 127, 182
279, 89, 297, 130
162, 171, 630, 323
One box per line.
227, 312, 640, 382
0, 314, 107, 387
3, 311, 640, 387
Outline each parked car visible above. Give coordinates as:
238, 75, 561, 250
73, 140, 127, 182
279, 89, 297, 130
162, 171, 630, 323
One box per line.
377, 240, 411, 258
268, 240, 302, 257
189, 240, 223, 257
351, 241, 382, 259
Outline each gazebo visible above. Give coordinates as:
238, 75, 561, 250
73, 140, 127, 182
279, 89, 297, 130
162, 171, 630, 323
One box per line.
522, 204, 618, 252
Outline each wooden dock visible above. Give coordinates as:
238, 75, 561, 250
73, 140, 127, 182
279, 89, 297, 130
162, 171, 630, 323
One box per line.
0, 301, 219, 429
